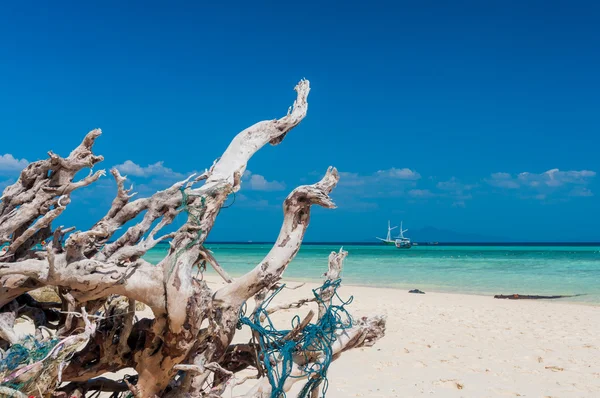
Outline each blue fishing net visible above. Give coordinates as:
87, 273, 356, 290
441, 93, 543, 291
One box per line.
238, 279, 353, 398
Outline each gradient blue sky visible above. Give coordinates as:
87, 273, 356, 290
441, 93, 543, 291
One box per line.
0, 1, 598, 242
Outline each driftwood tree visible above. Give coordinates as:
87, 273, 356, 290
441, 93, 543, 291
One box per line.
0, 80, 386, 397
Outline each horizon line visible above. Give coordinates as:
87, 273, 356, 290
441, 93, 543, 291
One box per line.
155, 241, 600, 246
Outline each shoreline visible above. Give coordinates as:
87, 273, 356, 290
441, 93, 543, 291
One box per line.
331, 280, 600, 307
339, 282, 600, 307
204, 270, 600, 306
199, 242, 600, 246
147, 245, 600, 307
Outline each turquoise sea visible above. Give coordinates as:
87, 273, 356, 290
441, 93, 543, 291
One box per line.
144, 244, 600, 304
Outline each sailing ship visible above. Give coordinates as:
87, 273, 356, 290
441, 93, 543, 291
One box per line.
376, 221, 413, 248
394, 221, 412, 249
375, 221, 398, 245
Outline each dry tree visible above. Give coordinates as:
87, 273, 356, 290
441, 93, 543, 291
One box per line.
0, 79, 386, 397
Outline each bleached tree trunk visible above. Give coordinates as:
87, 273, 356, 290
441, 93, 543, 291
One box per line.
0, 79, 386, 397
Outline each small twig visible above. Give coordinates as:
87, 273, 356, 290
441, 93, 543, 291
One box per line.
205, 362, 234, 377
199, 246, 233, 283
261, 297, 316, 322
234, 374, 259, 386
173, 364, 205, 373
59, 310, 136, 320
284, 283, 305, 290
271, 282, 305, 291
250, 332, 264, 378
38, 325, 55, 337
282, 310, 314, 342
173, 362, 233, 377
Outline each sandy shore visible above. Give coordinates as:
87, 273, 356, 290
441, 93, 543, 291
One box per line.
220, 276, 600, 397
15, 276, 600, 397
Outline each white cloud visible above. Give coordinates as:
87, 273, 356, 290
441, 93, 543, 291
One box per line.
338, 168, 421, 190
114, 160, 184, 179
242, 170, 286, 191
436, 177, 474, 192
408, 189, 435, 198
488, 173, 520, 189
376, 168, 421, 180
519, 169, 595, 187
319, 166, 595, 209
329, 167, 423, 208
487, 169, 595, 199
0, 154, 29, 174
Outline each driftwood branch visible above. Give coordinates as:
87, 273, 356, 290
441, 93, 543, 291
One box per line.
494, 294, 584, 300
214, 166, 339, 306
0, 79, 385, 397
264, 248, 348, 321
199, 246, 233, 283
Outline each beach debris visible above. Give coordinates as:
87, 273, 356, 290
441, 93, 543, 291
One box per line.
437, 379, 464, 390
545, 366, 565, 372
0, 80, 386, 397
409, 289, 426, 294
237, 277, 360, 398
493, 294, 583, 300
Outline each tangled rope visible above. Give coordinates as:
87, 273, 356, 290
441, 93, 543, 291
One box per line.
238, 279, 353, 398
0, 335, 60, 394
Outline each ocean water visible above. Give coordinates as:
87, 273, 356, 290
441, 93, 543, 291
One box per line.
144, 244, 600, 304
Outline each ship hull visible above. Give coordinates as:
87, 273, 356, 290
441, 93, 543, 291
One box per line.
395, 240, 412, 249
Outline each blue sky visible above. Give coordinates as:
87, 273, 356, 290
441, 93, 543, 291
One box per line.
0, 1, 598, 242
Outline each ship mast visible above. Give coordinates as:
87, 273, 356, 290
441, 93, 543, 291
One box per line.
386, 220, 398, 241
397, 221, 409, 239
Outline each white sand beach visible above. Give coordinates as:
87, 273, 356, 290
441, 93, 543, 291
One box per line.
14, 276, 600, 397
216, 276, 600, 397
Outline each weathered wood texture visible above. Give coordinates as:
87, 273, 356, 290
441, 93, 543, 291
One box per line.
0, 80, 386, 397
